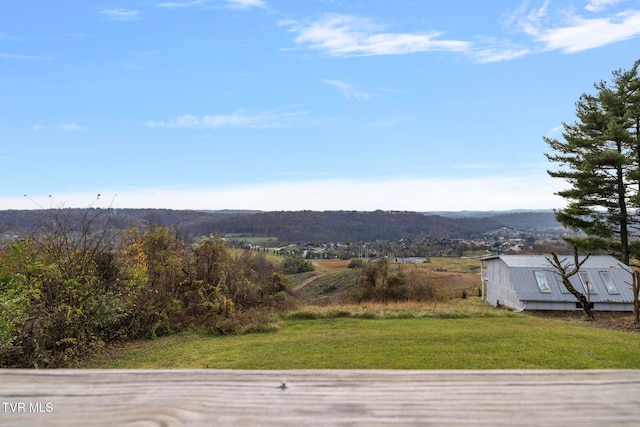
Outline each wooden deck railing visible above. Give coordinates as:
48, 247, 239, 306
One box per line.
1, 369, 639, 426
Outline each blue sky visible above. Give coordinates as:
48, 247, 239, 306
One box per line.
2, 0, 639, 211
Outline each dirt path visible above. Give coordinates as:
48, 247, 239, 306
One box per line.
292, 271, 332, 293
292, 259, 352, 293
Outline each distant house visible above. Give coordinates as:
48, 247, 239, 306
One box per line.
480, 255, 633, 312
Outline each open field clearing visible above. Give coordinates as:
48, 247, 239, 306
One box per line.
422, 256, 481, 273
308, 257, 480, 274
88, 300, 640, 370
292, 257, 481, 302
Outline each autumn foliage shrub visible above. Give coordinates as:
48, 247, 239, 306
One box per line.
0, 213, 130, 367
347, 258, 366, 268
0, 209, 293, 367
355, 259, 442, 303
282, 257, 314, 274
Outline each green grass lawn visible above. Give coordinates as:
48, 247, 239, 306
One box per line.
93, 307, 640, 369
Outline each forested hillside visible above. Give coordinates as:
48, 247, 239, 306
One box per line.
0, 208, 562, 243
197, 210, 504, 242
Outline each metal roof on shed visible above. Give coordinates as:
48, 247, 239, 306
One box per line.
482, 254, 627, 269
484, 255, 634, 304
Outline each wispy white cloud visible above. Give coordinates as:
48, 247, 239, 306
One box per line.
61, 121, 85, 131
284, 5, 640, 62
545, 125, 564, 136
585, 0, 627, 13
146, 107, 307, 129
225, 0, 266, 10
536, 10, 640, 53
507, 1, 640, 53
0, 33, 24, 41
155, 0, 266, 9
504, 0, 551, 37
0, 52, 50, 60
101, 8, 140, 21
323, 79, 372, 101
155, 0, 208, 8
451, 162, 503, 170
280, 12, 533, 63
472, 48, 531, 63
22, 122, 86, 132
470, 38, 531, 63
280, 14, 470, 57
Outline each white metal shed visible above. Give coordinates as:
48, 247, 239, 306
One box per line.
479, 255, 634, 311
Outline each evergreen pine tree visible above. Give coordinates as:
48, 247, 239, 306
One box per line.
545, 60, 640, 265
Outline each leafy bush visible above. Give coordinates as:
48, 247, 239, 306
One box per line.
347, 258, 366, 268
0, 209, 290, 367
0, 237, 129, 367
354, 260, 442, 303
282, 257, 315, 274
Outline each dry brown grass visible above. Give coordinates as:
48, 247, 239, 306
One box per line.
309, 259, 352, 271
296, 258, 481, 302
387, 262, 481, 298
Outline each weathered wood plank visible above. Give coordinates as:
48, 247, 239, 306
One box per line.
1, 370, 639, 426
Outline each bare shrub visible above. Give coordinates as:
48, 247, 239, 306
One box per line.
354, 261, 442, 303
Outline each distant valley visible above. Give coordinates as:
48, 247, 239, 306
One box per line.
0, 208, 565, 244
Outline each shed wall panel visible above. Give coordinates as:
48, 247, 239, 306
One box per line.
523, 301, 578, 311
485, 258, 525, 310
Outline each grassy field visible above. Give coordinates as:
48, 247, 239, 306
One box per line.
84, 258, 640, 370
224, 234, 279, 245
292, 257, 481, 302
294, 269, 362, 301
427, 256, 481, 273
90, 299, 640, 370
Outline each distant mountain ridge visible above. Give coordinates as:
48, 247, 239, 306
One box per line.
424, 209, 555, 218
0, 208, 563, 243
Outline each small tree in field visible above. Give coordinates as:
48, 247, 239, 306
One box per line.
632, 269, 640, 324
282, 257, 314, 274
546, 247, 594, 320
